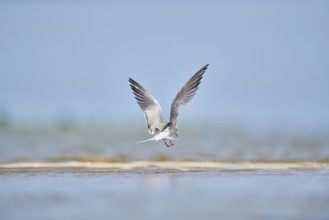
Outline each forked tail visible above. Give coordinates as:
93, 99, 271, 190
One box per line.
135, 137, 155, 144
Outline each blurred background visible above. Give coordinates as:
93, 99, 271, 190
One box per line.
1, 0, 329, 162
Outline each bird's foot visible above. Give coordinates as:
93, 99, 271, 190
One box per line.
164, 140, 170, 147
164, 140, 175, 147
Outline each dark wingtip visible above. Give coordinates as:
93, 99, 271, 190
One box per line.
195, 64, 209, 76
128, 77, 135, 83
129, 78, 140, 88
203, 64, 209, 70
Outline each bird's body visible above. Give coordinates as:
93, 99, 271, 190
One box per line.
129, 64, 209, 147
136, 127, 175, 146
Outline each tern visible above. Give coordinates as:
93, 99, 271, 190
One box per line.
129, 64, 209, 147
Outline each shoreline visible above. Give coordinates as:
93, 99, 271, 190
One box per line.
1, 160, 329, 170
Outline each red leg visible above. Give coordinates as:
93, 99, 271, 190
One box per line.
163, 140, 170, 147
169, 140, 175, 146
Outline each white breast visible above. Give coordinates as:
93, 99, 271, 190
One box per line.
153, 127, 175, 141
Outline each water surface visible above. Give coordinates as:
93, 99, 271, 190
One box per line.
1, 161, 329, 220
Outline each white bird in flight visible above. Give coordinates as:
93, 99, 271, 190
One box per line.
129, 64, 209, 147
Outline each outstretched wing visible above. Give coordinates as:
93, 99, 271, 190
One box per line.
169, 64, 209, 131
129, 78, 164, 134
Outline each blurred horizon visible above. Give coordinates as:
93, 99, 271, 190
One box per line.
1, 0, 329, 134
1, 4, 329, 220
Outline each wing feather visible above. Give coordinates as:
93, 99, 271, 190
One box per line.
129, 78, 164, 134
169, 64, 209, 131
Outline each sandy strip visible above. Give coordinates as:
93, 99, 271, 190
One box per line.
0, 161, 328, 170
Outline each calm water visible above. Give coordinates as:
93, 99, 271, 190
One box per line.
1, 125, 328, 220
0, 166, 329, 220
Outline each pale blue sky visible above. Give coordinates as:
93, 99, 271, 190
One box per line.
1, 0, 328, 130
